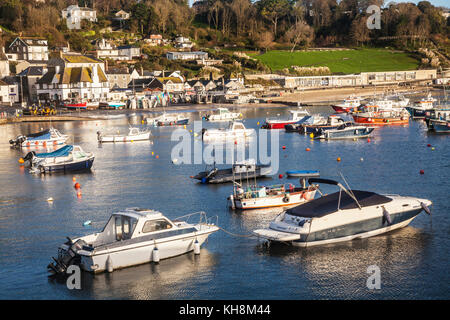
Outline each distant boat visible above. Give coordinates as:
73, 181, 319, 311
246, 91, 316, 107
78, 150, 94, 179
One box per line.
352, 105, 410, 125
9, 128, 69, 148
192, 159, 272, 184
229, 182, 318, 210
30, 145, 94, 174
424, 108, 450, 133
331, 96, 361, 114
205, 107, 242, 122
406, 94, 437, 119
64, 102, 87, 110
146, 113, 189, 126
286, 170, 320, 178
99, 101, 126, 110
313, 124, 375, 140
97, 127, 151, 143
285, 115, 326, 132
299, 115, 350, 134
262, 108, 309, 129
202, 121, 255, 141
253, 178, 432, 246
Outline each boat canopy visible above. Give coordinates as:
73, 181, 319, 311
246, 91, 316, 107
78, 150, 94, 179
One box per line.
35, 145, 73, 158
27, 129, 51, 140
286, 190, 392, 218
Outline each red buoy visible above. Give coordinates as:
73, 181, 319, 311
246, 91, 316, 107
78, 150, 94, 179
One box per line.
367, 138, 371, 143
306, 148, 311, 152
427, 144, 431, 147
420, 170, 424, 175
282, 146, 286, 150
74, 183, 81, 190
279, 174, 283, 179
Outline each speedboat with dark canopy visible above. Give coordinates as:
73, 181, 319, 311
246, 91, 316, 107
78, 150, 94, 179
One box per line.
253, 178, 432, 247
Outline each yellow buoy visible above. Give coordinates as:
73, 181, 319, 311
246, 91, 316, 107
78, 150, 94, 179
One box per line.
151, 151, 154, 155
18, 158, 24, 164
309, 133, 314, 138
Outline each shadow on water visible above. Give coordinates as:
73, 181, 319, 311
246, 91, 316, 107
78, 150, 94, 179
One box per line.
48, 250, 219, 300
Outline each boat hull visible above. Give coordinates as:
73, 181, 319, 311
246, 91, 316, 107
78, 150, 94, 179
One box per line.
331, 105, 356, 114
79, 228, 216, 273
233, 190, 316, 210
428, 119, 450, 133
353, 115, 409, 125
263, 121, 298, 129
22, 137, 67, 148
38, 157, 94, 173
157, 118, 189, 126
406, 107, 430, 119
99, 133, 151, 143
317, 127, 375, 140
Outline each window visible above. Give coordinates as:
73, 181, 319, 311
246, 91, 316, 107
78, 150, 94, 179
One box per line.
115, 216, 122, 241
142, 219, 172, 233
115, 215, 137, 241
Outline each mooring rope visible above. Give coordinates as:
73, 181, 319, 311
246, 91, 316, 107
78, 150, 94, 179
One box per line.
217, 226, 257, 238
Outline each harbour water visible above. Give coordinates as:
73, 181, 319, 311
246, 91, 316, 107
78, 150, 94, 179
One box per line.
0, 104, 448, 299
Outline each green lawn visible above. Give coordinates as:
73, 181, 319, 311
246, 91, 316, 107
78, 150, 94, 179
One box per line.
249, 48, 420, 74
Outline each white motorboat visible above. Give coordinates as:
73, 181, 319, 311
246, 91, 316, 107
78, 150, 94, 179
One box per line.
332, 96, 362, 113
202, 121, 255, 142
47, 208, 219, 275
30, 145, 94, 174
314, 124, 375, 140
205, 108, 242, 122
254, 178, 432, 246
262, 108, 310, 129
97, 127, 151, 143
9, 127, 69, 148
146, 113, 189, 126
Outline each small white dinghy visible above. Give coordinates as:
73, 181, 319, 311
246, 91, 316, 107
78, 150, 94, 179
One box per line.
97, 127, 151, 143
47, 208, 219, 275
205, 108, 242, 122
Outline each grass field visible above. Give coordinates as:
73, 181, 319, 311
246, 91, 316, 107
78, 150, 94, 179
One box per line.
249, 48, 420, 74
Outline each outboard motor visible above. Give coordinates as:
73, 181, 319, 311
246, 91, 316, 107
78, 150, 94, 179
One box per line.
47, 238, 88, 277
9, 135, 26, 148
97, 131, 102, 142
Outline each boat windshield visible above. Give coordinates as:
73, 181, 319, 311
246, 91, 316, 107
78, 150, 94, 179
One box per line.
286, 190, 392, 218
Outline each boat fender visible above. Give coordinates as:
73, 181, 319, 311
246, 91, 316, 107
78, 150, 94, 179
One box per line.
194, 239, 201, 255
382, 206, 392, 225
152, 246, 160, 263
302, 192, 309, 200
106, 255, 114, 273
420, 202, 431, 215
283, 195, 290, 203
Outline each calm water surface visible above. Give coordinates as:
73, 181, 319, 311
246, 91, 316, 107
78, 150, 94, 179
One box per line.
0, 104, 448, 299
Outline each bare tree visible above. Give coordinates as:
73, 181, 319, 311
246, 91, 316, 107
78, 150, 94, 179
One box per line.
230, 0, 251, 37
152, 0, 172, 35
285, 20, 314, 51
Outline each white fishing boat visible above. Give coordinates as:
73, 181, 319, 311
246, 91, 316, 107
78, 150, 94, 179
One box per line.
205, 108, 242, 122
254, 178, 432, 246
30, 145, 94, 174
9, 128, 69, 148
332, 96, 361, 113
229, 181, 318, 210
262, 108, 310, 129
47, 208, 219, 275
202, 121, 255, 141
97, 127, 151, 143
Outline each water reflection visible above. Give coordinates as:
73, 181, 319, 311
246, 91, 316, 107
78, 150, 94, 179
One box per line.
52, 250, 219, 299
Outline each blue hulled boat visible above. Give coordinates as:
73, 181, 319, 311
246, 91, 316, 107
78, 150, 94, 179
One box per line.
30, 145, 94, 174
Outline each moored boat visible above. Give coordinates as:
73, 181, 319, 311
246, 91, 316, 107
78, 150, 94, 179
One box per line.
262, 108, 309, 129
22, 144, 74, 167
352, 105, 410, 125
406, 94, 436, 119
99, 101, 126, 110
284, 115, 326, 132
286, 170, 320, 178
47, 208, 219, 275
299, 115, 350, 134
9, 128, 69, 148
424, 108, 450, 133
30, 145, 94, 174
202, 121, 255, 142
229, 182, 318, 210
314, 124, 375, 140
205, 107, 242, 122
331, 96, 361, 114
97, 127, 151, 143
253, 178, 432, 246
192, 159, 272, 184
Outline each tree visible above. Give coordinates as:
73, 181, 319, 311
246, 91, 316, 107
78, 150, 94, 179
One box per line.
230, 0, 251, 37
152, 0, 172, 35
256, 30, 274, 52
285, 20, 314, 51
350, 16, 370, 46
131, 2, 148, 35
258, 0, 291, 38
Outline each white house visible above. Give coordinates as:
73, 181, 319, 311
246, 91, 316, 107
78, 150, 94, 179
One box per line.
0, 78, 19, 104
174, 36, 194, 49
62, 5, 97, 30
166, 51, 208, 61
8, 37, 49, 61
36, 53, 109, 102
0, 48, 10, 78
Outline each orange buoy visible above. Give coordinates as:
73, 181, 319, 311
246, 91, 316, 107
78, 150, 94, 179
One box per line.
35, 141, 39, 145
26, 142, 31, 147
53, 141, 57, 145
77, 191, 82, 198
156, 155, 159, 159
18, 158, 24, 164
43, 141, 47, 147
337, 157, 341, 162
74, 183, 81, 190
72, 176, 76, 182
306, 148, 311, 151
